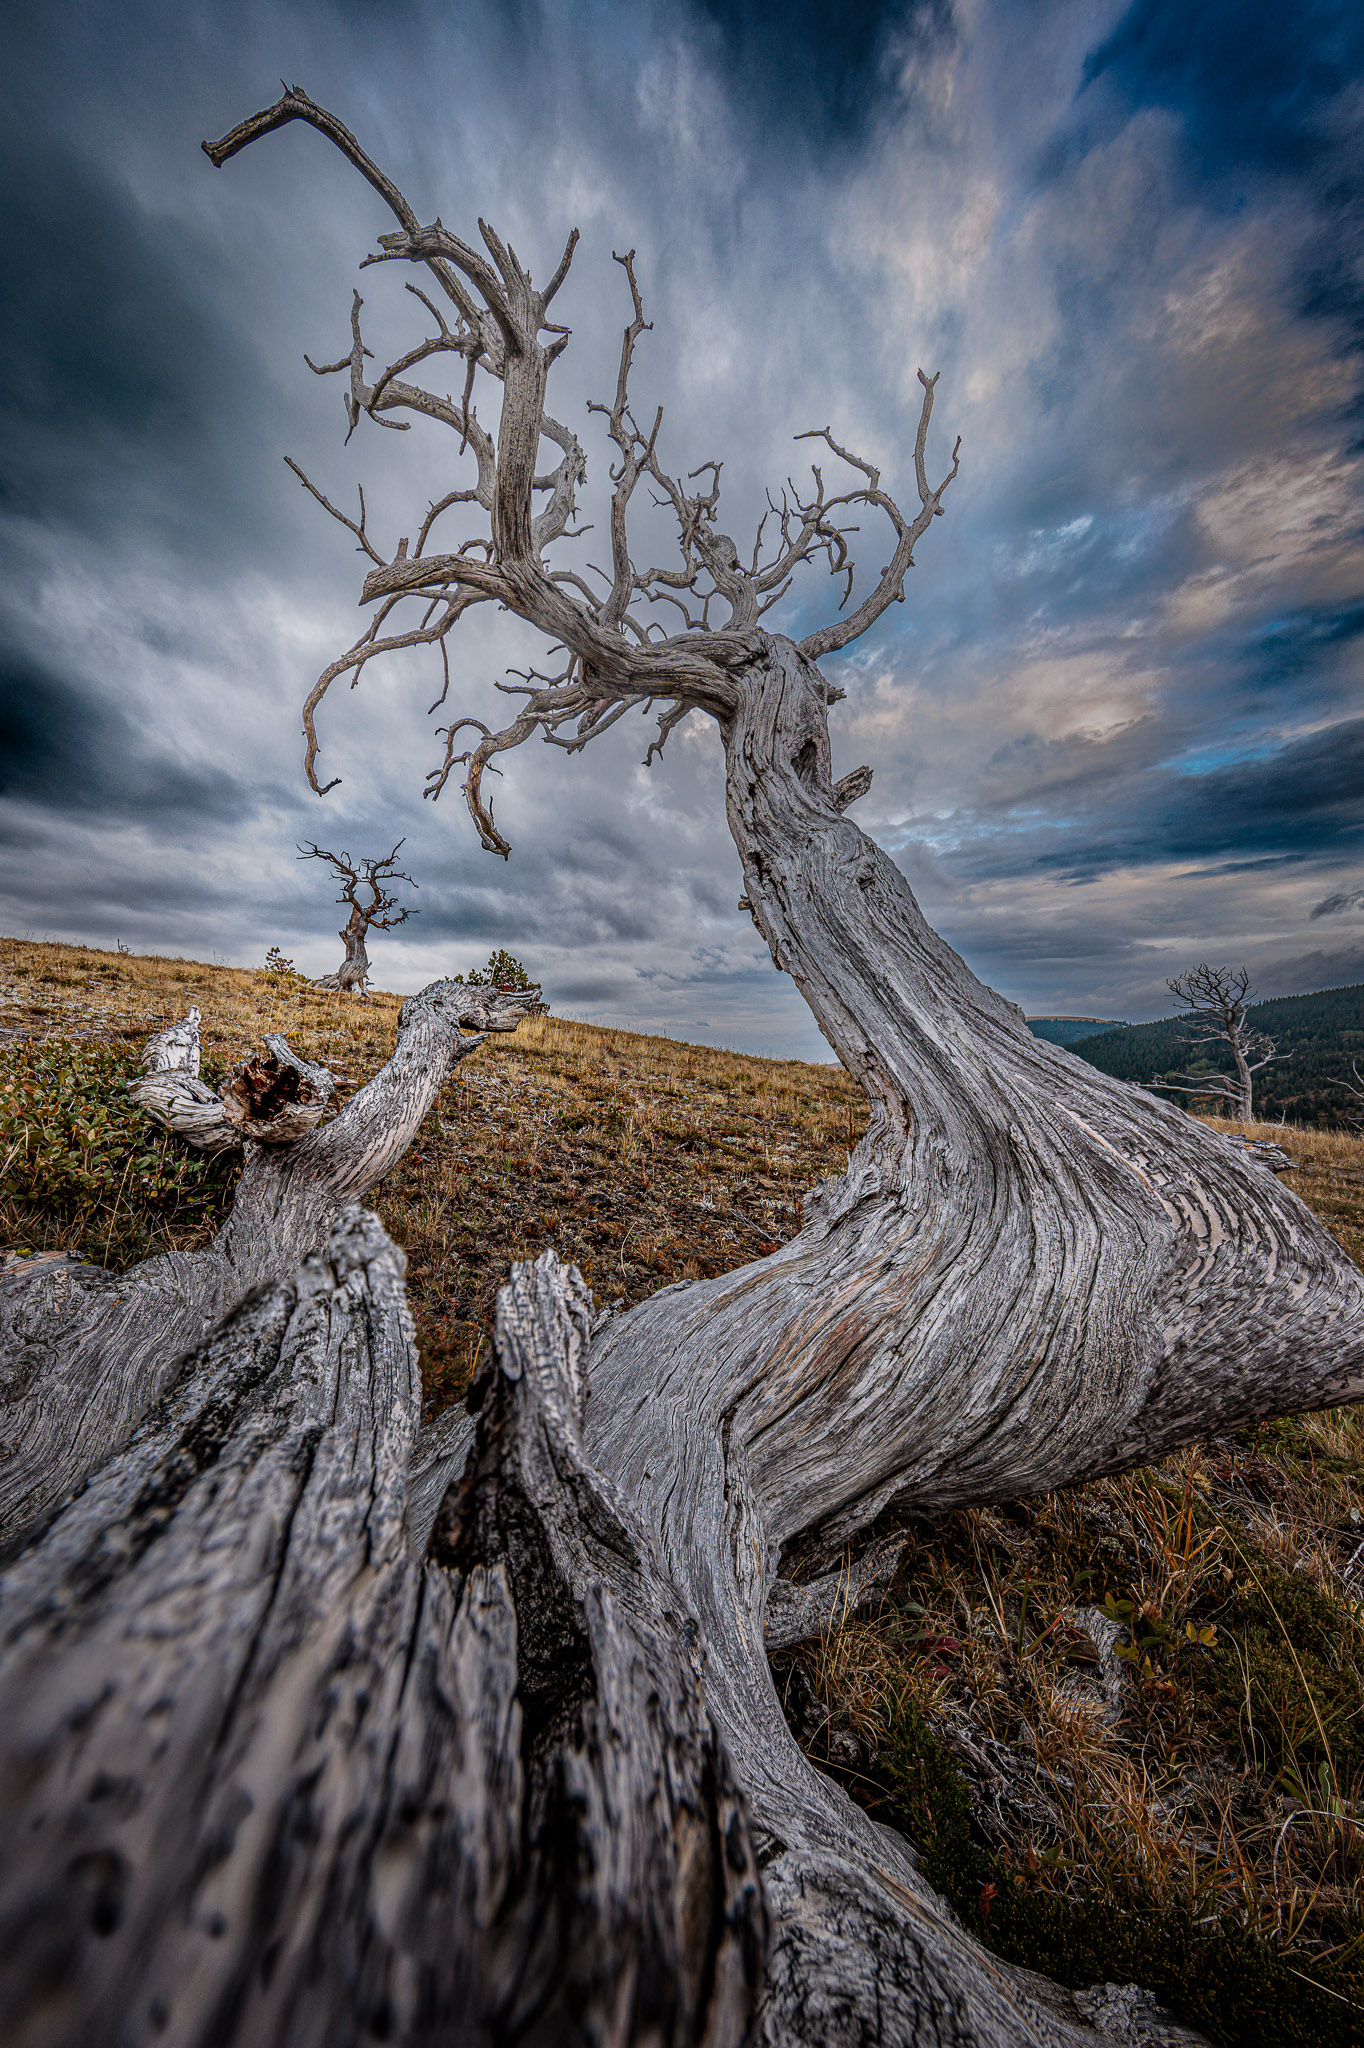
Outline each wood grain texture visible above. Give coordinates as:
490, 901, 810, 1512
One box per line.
0, 983, 535, 1556
570, 634, 1356, 2045
0, 1218, 764, 2048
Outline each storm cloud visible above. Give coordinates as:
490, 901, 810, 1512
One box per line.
2, 0, 1361, 1054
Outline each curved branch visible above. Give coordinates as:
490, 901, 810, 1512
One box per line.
299, 589, 486, 795
0, 982, 535, 1552
798, 372, 961, 661
205, 88, 512, 351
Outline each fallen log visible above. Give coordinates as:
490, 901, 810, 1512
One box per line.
0, 1213, 765, 2048
0, 982, 537, 1556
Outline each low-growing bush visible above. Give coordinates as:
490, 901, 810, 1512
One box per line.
452, 949, 546, 1007
0, 1037, 239, 1268
881, 1696, 1364, 2048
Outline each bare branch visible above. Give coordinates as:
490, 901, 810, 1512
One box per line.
799, 371, 961, 661
1331, 1059, 1364, 1124
208, 91, 953, 850
644, 698, 691, 767
425, 712, 541, 857
284, 457, 386, 565
300, 590, 487, 795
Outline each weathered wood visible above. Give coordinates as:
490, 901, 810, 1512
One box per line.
0, 983, 537, 1555
763, 1532, 907, 1652
570, 635, 1359, 2044
128, 1011, 338, 1152
1, 90, 1342, 2043
219, 1033, 337, 1141
0, 1216, 765, 2048
126, 1006, 242, 1154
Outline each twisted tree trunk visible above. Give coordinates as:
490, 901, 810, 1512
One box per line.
314, 905, 371, 992
1, 641, 1360, 2045
574, 635, 1364, 2040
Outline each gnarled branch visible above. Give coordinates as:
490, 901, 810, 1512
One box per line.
0, 982, 537, 1554
205, 92, 954, 841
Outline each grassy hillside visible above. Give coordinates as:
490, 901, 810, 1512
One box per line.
0, 935, 866, 1412
4, 934, 1363, 2042
1071, 983, 1364, 1126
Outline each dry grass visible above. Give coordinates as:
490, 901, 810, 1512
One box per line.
7, 933, 1364, 2033
776, 1412, 1364, 2031
0, 934, 866, 1412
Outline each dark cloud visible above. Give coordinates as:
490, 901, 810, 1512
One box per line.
0, 655, 247, 821
693, 0, 946, 146
1083, 0, 1364, 180
1159, 719, 1364, 861
942, 718, 1364, 883
0, 134, 286, 550
1312, 885, 1364, 919
1, 0, 1362, 1049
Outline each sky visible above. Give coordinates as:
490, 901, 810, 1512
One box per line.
1, 0, 1361, 1059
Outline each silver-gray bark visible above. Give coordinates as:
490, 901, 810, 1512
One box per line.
0, 1215, 764, 2048
0, 86, 1355, 2047
0, 983, 535, 1557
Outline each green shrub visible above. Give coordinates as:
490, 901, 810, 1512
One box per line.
880, 1698, 1364, 2047
0, 1038, 239, 1268
257, 946, 309, 991
453, 949, 545, 1005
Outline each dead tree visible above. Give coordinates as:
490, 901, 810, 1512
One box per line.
1156, 963, 1286, 1122
1331, 1057, 1364, 1125
1, 86, 1362, 2047
300, 838, 416, 992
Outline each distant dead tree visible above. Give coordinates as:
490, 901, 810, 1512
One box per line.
1, 86, 1361, 2048
1157, 963, 1286, 1122
1331, 1058, 1364, 1126
299, 837, 416, 993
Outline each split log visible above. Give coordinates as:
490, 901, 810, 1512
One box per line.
0, 983, 537, 1556
0, 1213, 764, 2048
128, 1012, 338, 1152
0, 1204, 1207, 2048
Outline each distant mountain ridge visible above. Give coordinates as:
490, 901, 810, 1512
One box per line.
1065, 983, 1364, 1126
1027, 1016, 1127, 1046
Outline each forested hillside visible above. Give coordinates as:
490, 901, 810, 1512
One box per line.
1026, 1015, 1126, 1046
1072, 983, 1364, 1124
